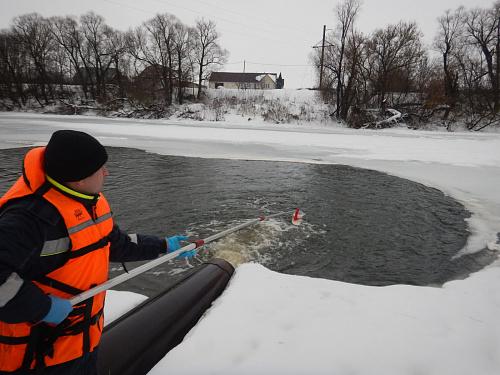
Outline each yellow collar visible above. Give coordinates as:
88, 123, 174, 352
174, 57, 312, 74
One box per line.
45, 175, 96, 200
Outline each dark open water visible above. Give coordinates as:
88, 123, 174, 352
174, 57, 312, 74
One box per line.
0, 147, 495, 296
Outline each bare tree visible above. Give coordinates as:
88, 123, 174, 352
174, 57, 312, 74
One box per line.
193, 19, 227, 99
149, 14, 177, 104
79, 12, 121, 101
332, 0, 361, 119
340, 32, 368, 119
173, 22, 195, 104
463, 5, 500, 111
50, 16, 90, 98
317, 30, 367, 119
367, 21, 426, 109
107, 30, 127, 99
434, 7, 465, 106
454, 35, 495, 127
126, 13, 179, 105
0, 30, 28, 106
12, 13, 55, 105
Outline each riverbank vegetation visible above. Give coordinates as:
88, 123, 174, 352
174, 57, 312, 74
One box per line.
311, 0, 500, 131
1, 1, 499, 131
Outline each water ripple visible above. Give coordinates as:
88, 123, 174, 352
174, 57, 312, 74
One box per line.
0, 147, 495, 296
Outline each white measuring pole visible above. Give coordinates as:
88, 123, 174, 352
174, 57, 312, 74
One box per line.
70, 209, 302, 306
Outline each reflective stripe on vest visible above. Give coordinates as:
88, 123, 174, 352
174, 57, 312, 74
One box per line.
0, 273, 24, 307
0, 147, 113, 371
67, 212, 113, 235
41, 237, 71, 256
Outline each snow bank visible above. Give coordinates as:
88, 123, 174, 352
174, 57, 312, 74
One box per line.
152, 263, 500, 375
1, 112, 499, 375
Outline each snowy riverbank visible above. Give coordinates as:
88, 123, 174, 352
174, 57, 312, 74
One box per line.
1, 112, 499, 374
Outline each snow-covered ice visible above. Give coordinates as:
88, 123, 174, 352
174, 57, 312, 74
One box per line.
0, 112, 499, 374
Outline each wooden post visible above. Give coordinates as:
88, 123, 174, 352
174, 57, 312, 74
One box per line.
319, 25, 326, 90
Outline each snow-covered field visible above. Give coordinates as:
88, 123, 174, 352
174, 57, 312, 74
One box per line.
0, 111, 499, 374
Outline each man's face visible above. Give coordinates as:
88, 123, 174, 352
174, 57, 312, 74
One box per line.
68, 165, 109, 195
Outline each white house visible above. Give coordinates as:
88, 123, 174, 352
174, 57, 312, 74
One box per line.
208, 72, 284, 90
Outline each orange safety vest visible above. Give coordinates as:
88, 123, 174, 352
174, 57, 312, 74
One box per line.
0, 147, 113, 371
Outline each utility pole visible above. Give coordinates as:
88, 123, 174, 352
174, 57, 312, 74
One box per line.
496, 16, 499, 112
243, 60, 246, 73
319, 25, 326, 90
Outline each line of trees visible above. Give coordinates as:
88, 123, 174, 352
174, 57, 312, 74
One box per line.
0, 11, 227, 109
313, 0, 500, 130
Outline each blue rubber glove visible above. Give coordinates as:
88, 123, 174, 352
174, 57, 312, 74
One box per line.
166, 235, 197, 259
42, 295, 72, 325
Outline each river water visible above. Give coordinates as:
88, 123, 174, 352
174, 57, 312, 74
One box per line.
0, 147, 494, 296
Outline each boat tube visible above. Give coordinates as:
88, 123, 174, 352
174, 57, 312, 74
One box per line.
97, 258, 235, 375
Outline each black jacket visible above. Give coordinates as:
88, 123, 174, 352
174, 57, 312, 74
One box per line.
0, 191, 167, 324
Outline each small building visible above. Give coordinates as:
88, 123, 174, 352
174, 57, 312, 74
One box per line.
134, 64, 169, 97
132, 64, 201, 102
209, 72, 284, 90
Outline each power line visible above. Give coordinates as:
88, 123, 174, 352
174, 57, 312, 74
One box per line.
185, 0, 314, 37
103, 0, 311, 48
148, 0, 296, 39
102, 0, 155, 16
243, 60, 310, 67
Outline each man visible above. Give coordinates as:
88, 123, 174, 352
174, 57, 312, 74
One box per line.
0, 130, 195, 374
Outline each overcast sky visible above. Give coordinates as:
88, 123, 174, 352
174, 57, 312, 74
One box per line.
1, 0, 496, 88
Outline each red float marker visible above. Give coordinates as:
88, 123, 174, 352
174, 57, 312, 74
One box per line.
292, 208, 304, 225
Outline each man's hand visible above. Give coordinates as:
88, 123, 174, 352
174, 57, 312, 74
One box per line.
42, 295, 72, 325
166, 235, 197, 259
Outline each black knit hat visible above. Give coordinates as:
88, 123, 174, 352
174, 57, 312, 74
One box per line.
44, 130, 108, 182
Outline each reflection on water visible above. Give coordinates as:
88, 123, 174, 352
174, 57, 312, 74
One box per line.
0, 147, 495, 297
